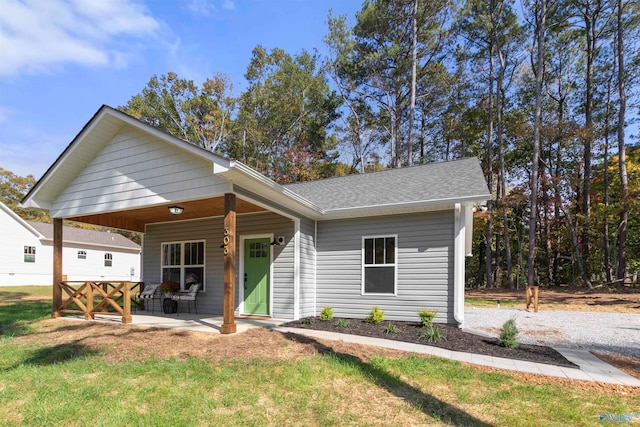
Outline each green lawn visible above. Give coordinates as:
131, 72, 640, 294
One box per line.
465, 297, 520, 308
1, 286, 638, 426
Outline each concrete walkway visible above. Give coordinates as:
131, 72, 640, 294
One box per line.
72, 313, 640, 386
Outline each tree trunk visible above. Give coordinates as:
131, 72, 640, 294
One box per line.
563, 207, 594, 290
529, 0, 545, 289
497, 48, 514, 289
603, 69, 613, 285
581, 3, 598, 262
407, 0, 418, 167
542, 167, 553, 286
616, 0, 629, 288
485, 47, 495, 289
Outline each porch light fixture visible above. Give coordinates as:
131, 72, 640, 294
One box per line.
271, 236, 285, 246
168, 206, 184, 215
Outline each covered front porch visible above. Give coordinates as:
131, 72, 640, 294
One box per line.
21, 106, 319, 333
61, 311, 289, 335
50, 192, 297, 333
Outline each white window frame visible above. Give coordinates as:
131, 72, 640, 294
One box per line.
104, 253, 113, 267
361, 234, 398, 296
24, 246, 36, 263
160, 240, 206, 292
78, 250, 87, 260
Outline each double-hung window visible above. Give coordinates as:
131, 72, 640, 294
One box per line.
104, 253, 113, 267
362, 235, 397, 294
161, 241, 205, 291
24, 246, 36, 263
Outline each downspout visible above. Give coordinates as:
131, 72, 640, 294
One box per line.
453, 203, 465, 327
293, 218, 301, 320
314, 219, 317, 317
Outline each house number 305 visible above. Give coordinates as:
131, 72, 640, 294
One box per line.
223, 228, 230, 255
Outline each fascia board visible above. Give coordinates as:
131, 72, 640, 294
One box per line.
321, 194, 491, 219
222, 162, 326, 216
39, 238, 141, 252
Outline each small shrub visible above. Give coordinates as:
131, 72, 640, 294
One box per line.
420, 325, 446, 343
418, 309, 437, 327
335, 319, 350, 328
383, 322, 400, 334
300, 317, 314, 325
497, 318, 519, 349
320, 307, 334, 321
365, 306, 385, 324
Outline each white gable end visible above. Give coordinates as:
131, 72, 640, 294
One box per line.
50, 126, 231, 218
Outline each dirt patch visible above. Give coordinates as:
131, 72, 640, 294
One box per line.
22, 319, 408, 365
466, 287, 640, 313
594, 353, 640, 380
282, 318, 576, 368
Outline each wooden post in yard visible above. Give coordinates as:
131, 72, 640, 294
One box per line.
52, 218, 63, 318
533, 286, 539, 313
221, 193, 237, 334
85, 283, 94, 320
122, 281, 132, 324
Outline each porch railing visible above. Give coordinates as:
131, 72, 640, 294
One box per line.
56, 281, 143, 324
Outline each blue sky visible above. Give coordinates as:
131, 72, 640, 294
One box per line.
0, 0, 361, 179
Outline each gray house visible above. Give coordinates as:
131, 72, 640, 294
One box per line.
21, 106, 489, 331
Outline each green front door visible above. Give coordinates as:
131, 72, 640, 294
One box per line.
244, 238, 270, 315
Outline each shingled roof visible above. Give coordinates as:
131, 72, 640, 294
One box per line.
26, 221, 140, 250
284, 157, 489, 211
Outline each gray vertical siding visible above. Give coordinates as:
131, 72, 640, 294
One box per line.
299, 218, 316, 317
144, 211, 294, 317
316, 211, 454, 323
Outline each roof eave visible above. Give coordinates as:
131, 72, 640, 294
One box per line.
219, 161, 326, 218
38, 237, 141, 251
322, 193, 491, 219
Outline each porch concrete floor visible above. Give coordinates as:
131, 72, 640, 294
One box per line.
62, 311, 289, 334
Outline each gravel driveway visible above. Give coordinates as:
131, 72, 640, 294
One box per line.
464, 307, 640, 358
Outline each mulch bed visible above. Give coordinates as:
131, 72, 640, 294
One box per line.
282, 317, 577, 368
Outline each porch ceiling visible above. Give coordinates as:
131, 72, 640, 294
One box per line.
67, 197, 266, 232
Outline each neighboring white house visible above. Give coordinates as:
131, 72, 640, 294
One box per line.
0, 201, 141, 286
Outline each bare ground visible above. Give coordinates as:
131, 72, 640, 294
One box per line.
466, 287, 640, 313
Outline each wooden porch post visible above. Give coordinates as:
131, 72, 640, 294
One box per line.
221, 193, 237, 334
52, 218, 62, 318
122, 281, 132, 324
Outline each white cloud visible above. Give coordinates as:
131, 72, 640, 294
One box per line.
0, 0, 160, 77
0, 105, 12, 123
182, 0, 235, 16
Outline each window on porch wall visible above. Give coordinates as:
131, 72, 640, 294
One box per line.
161, 241, 205, 291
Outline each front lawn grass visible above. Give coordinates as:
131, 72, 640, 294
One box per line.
1, 286, 638, 426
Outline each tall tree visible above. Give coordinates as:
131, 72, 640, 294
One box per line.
570, 0, 607, 262
120, 72, 235, 152
458, 0, 523, 288
341, 0, 451, 168
528, 0, 546, 289
0, 168, 44, 220
615, 0, 629, 287
229, 46, 340, 183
